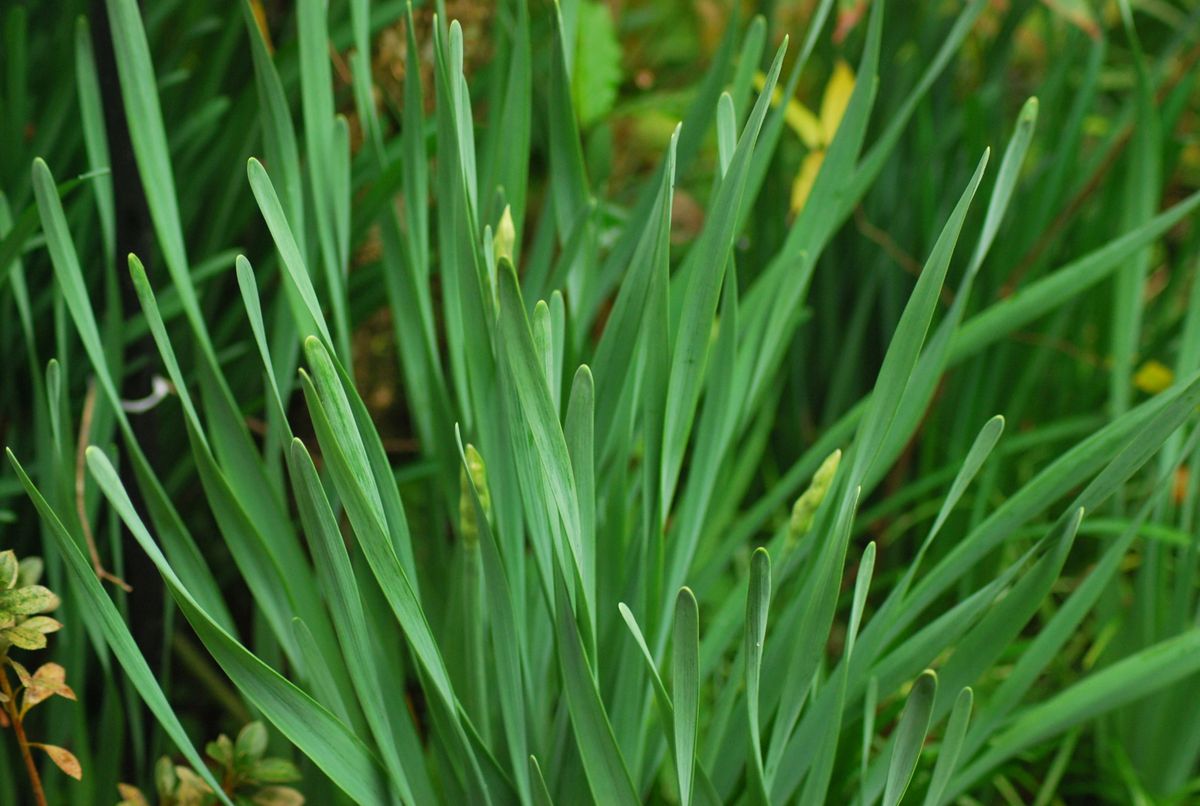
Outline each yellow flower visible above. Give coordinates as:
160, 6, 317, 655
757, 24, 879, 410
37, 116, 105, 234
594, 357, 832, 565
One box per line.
754, 60, 856, 213
1133, 360, 1173, 394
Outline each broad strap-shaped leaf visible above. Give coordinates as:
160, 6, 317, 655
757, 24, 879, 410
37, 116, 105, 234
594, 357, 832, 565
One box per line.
298, 350, 454, 705
496, 259, 589, 618
454, 431, 531, 803
931, 509, 1085, 722
849, 149, 989, 486
565, 367, 596, 612
247, 157, 332, 347
129, 256, 343, 675
288, 439, 421, 805
745, 547, 771, 802
297, 0, 352, 363
616, 603, 724, 806
103, 0, 200, 330
529, 756, 554, 806
795, 541, 876, 805
673, 588, 700, 806
923, 687, 973, 806
883, 669, 938, 806
239, 0, 303, 235
552, 566, 639, 804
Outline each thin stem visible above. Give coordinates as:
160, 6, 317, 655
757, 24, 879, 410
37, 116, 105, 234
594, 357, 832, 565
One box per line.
75, 378, 131, 592
1, 664, 48, 806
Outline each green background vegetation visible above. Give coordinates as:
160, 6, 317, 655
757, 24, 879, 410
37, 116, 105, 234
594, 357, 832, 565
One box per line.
2, 0, 1200, 803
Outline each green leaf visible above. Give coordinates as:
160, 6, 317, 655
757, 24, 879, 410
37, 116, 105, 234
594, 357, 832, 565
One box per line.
1, 625, 47, 650
103, 0, 199, 330
0, 550, 17, 588
616, 603, 725, 806
235, 722, 268, 762
247, 157, 332, 347
850, 148, 989, 485
931, 509, 1085, 728
553, 565, 639, 805
883, 669, 938, 806
592, 125, 678, 453
298, 390, 459, 733
288, 438, 425, 805
618, 600, 678, 744
249, 758, 303, 784
0, 585, 59, 615
71, 21, 113, 256
496, 259, 589, 615
547, 4, 592, 239
923, 688, 973, 806
529, 756, 554, 806
299, 343, 488, 798
950, 190, 1200, 363
570, 0, 621, 127
454, 432, 530, 804
745, 547, 771, 801
128, 255, 333, 671
239, 0, 303, 234
673, 587, 700, 806
297, 0, 351, 364
566, 366, 596, 609
207, 735, 235, 768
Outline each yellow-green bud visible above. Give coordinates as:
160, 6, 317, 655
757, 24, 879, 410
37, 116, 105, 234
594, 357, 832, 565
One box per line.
789, 449, 841, 540
494, 205, 515, 265
459, 444, 492, 546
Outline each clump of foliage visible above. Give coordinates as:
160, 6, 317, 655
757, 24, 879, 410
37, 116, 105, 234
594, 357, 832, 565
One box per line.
3, 0, 1200, 803
117, 722, 303, 806
0, 550, 80, 804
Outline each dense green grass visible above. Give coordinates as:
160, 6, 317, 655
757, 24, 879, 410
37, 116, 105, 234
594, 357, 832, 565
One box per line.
2, 0, 1200, 803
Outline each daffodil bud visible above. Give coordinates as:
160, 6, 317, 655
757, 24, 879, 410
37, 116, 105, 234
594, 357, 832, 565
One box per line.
494, 205, 515, 265
789, 449, 841, 540
460, 444, 492, 546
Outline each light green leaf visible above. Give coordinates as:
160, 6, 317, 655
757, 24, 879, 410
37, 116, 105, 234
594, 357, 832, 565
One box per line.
571, 0, 621, 128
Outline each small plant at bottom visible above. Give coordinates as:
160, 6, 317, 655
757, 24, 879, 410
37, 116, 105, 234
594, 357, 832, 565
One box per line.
0, 549, 80, 805
117, 721, 304, 806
